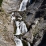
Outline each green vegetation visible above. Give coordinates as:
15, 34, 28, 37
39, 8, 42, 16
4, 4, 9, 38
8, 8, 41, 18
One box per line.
22, 40, 28, 46
0, 0, 3, 7
13, 23, 17, 34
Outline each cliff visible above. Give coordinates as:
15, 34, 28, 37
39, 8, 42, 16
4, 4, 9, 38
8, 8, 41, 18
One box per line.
0, 0, 46, 46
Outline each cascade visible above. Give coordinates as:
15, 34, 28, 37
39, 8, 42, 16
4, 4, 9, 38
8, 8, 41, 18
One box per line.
18, 0, 29, 11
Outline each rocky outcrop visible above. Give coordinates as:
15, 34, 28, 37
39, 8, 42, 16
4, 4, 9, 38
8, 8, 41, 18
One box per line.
0, 0, 46, 46
2, 0, 22, 13
0, 12, 15, 46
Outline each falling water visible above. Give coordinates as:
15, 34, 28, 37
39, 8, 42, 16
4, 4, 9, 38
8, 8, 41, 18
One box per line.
11, 12, 15, 23
15, 21, 21, 35
15, 21, 28, 35
11, 11, 31, 46
14, 20, 31, 46
20, 21, 28, 34
11, 12, 23, 46
27, 42, 31, 46
14, 37, 23, 46
18, 0, 28, 11
11, 0, 31, 44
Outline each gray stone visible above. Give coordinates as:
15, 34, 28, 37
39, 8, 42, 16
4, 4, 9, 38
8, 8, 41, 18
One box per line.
2, 0, 22, 13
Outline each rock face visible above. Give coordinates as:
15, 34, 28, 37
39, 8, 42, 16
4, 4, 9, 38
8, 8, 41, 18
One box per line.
1, 0, 46, 46
2, 0, 22, 13
0, 12, 15, 46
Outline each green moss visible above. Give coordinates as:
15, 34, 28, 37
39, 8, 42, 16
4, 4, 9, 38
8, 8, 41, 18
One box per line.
0, 0, 3, 7
13, 27, 17, 34
22, 40, 28, 46
13, 22, 17, 34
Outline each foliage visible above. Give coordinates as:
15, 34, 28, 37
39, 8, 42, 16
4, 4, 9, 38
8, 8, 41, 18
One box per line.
0, 0, 3, 7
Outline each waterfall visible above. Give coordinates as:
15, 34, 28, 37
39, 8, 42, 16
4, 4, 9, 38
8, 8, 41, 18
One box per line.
18, 0, 28, 11
11, 6, 31, 46
15, 21, 28, 35
14, 37, 23, 46
15, 21, 21, 35
11, 12, 15, 23
27, 42, 31, 46
18, 0, 31, 11
11, 11, 31, 46
20, 21, 28, 33
14, 19, 31, 46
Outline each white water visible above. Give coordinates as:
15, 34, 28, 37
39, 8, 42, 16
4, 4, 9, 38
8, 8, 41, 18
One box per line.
11, 0, 31, 45
27, 42, 31, 46
18, 17, 22, 20
11, 12, 15, 23
15, 21, 21, 35
11, 11, 31, 46
20, 21, 28, 33
11, 12, 23, 46
14, 37, 23, 46
18, 0, 28, 11
15, 21, 28, 35
14, 19, 31, 46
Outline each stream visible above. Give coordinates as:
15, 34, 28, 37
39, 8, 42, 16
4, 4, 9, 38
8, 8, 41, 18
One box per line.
18, 0, 31, 11
10, 0, 46, 46
14, 20, 31, 46
11, 9, 31, 46
11, 0, 31, 45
